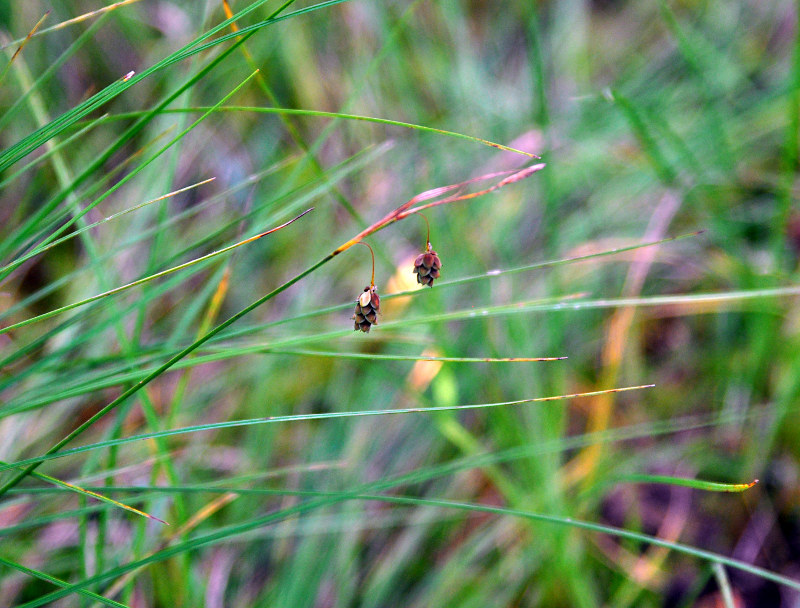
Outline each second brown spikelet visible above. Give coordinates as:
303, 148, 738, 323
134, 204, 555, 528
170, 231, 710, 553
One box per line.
413, 245, 442, 287
353, 285, 380, 332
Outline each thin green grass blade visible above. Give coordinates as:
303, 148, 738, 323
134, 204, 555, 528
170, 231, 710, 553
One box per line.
775, 1, 800, 268
96, 106, 539, 159
0, 506, 104, 538
659, 1, 735, 171
0, 385, 654, 474
0, 556, 129, 608
616, 474, 759, 493
267, 350, 567, 362
0, 114, 105, 191
18, 467, 169, 524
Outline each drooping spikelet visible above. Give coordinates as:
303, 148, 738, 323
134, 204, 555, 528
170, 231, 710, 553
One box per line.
352, 285, 380, 333
413, 246, 442, 287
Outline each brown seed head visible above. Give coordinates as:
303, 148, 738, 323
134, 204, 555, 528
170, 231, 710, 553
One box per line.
412, 246, 442, 287
352, 285, 380, 332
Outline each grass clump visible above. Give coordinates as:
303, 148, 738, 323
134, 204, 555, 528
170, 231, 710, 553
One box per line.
1, 2, 799, 607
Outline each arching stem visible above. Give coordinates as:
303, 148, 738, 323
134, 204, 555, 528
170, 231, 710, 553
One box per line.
355, 241, 375, 287
417, 212, 432, 251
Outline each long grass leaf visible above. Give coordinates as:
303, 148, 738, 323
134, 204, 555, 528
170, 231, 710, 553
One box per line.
97, 106, 540, 159
267, 350, 567, 362
20, 467, 168, 524
0, 385, 653, 474
616, 474, 759, 493
0, 556, 128, 608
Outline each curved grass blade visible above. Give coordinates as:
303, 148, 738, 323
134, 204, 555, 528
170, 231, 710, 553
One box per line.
617, 474, 759, 493
100, 106, 541, 159
0, 556, 128, 608
0, 385, 653, 474
21, 467, 168, 524
267, 350, 567, 362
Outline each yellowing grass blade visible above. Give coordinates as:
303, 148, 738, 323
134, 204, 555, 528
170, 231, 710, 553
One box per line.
617, 474, 759, 493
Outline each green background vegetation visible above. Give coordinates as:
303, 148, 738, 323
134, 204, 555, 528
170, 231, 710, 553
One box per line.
1, 1, 799, 606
